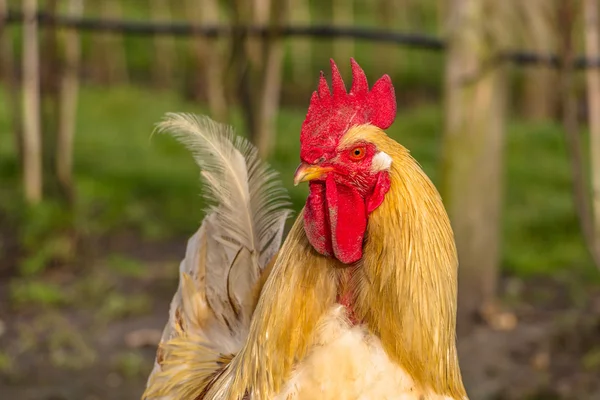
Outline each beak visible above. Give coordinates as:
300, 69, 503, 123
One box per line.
293, 163, 333, 186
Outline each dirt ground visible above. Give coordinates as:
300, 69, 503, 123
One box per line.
1, 236, 599, 400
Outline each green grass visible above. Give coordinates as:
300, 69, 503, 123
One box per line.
0, 85, 594, 280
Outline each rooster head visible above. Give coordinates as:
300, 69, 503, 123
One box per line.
294, 59, 397, 264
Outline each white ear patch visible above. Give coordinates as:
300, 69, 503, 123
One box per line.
371, 151, 392, 172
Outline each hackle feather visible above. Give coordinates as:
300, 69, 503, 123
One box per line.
341, 125, 466, 398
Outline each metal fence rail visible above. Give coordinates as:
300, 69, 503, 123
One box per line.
3, 10, 600, 70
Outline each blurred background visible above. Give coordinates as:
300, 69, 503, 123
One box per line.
1, 0, 600, 399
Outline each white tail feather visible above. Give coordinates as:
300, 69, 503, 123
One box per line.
144, 114, 292, 399
155, 113, 290, 257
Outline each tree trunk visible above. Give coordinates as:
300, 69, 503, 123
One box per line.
441, 0, 506, 335
584, 0, 600, 264
559, 0, 600, 266
22, 0, 43, 204
289, 0, 311, 84
255, 0, 287, 158
0, 0, 22, 162
56, 0, 83, 204
332, 0, 354, 63
186, 0, 228, 122
150, 0, 176, 89
559, 0, 600, 269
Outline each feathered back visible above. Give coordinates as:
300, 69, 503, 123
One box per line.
144, 114, 291, 399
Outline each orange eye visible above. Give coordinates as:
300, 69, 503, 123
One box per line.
349, 146, 366, 161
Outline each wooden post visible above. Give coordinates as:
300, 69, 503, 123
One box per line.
22, 0, 43, 204
584, 0, 600, 263
441, 0, 507, 334
0, 0, 23, 162
56, 0, 84, 204
558, 0, 600, 268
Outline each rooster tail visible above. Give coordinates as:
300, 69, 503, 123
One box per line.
143, 114, 291, 399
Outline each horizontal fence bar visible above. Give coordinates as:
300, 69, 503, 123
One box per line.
3, 10, 600, 70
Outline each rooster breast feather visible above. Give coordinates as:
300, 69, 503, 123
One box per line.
143, 114, 291, 400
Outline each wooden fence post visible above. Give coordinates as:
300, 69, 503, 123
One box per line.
56, 0, 84, 204
22, 0, 43, 204
584, 0, 600, 264
580, 0, 600, 269
441, 0, 507, 334
558, 0, 600, 269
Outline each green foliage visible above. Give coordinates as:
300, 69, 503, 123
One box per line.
13, 313, 96, 370
107, 254, 145, 278
0, 352, 13, 374
47, 322, 97, 369
72, 86, 206, 238
9, 280, 68, 308
503, 121, 591, 276
18, 202, 75, 275
113, 351, 147, 379
99, 293, 151, 321
583, 347, 600, 371
68, 268, 151, 321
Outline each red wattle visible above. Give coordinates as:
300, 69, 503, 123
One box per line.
325, 175, 366, 264
304, 173, 389, 264
366, 172, 391, 213
305, 181, 333, 257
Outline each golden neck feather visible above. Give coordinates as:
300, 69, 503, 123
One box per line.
354, 131, 466, 398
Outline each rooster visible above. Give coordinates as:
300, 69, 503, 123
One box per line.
144, 59, 467, 400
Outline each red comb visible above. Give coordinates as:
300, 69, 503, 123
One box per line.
300, 58, 397, 164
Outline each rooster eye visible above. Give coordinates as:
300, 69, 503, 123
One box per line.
349, 147, 366, 161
